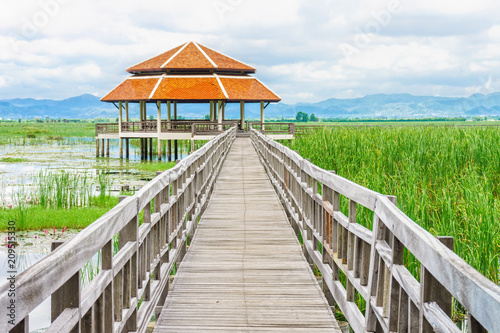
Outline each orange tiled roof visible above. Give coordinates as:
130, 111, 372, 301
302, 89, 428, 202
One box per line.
219, 77, 280, 101
126, 42, 256, 74
101, 76, 160, 101
101, 75, 280, 102
153, 77, 226, 100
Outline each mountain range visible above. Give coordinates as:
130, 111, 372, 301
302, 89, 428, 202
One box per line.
1, 93, 500, 120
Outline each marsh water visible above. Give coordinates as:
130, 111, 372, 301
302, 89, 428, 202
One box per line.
0, 137, 191, 331
0, 137, 191, 206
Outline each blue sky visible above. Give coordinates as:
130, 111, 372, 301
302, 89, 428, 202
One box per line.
1, 0, 499, 104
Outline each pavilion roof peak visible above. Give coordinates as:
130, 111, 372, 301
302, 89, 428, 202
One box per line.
127, 42, 256, 74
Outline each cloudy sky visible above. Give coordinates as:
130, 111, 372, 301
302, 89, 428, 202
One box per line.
1, 0, 499, 104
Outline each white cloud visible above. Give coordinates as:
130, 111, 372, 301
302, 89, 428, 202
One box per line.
0, 0, 499, 103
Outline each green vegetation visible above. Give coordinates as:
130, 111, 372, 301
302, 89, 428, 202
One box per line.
286, 126, 500, 284
0, 169, 117, 231
0, 121, 95, 139
0, 157, 27, 163
132, 161, 177, 173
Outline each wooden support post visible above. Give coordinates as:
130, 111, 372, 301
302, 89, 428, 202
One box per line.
149, 138, 153, 160
101, 139, 105, 156
174, 101, 177, 120
240, 101, 245, 130
260, 100, 265, 127
217, 100, 222, 132
157, 101, 162, 161
51, 241, 80, 333
174, 140, 178, 161
119, 101, 123, 158
420, 236, 454, 332
96, 138, 99, 157
125, 102, 130, 158
167, 101, 171, 130
106, 139, 110, 156
168, 140, 172, 161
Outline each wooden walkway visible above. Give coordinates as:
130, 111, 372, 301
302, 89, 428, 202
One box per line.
154, 137, 340, 332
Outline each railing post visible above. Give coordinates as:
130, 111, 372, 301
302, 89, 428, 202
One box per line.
51, 241, 80, 333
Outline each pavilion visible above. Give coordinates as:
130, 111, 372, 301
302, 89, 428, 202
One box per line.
98, 41, 282, 160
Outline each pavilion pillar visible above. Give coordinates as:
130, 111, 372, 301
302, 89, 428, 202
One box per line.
217, 100, 223, 132
140, 101, 145, 160
101, 139, 105, 156
222, 102, 225, 121
96, 139, 99, 157
240, 101, 245, 130
125, 102, 129, 159
209, 101, 214, 121
167, 101, 171, 129
157, 101, 162, 161
260, 101, 265, 124
119, 101, 123, 158
174, 104, 178, 160
106, 139, 110, 156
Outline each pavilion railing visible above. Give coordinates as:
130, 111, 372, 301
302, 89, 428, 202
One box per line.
96, 120, 241, 136
250, 128, 500, 333
1, 127, 237, 333
247, 122, 296, 135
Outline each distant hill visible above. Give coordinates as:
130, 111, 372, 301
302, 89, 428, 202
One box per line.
1, 93, 500, 120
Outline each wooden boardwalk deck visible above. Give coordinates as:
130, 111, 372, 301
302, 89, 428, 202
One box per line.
154, 137, 340, 332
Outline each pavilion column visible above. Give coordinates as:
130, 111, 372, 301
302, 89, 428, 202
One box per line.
125, 102, 129, 159
140, 101, 145, 160
222, 102, 225, 121
167, 101, 171, 161
119, 101, 123, 158
240, 101, 245, 130
217, 100, 223, 132
174, 103, 178, 161
260, 101, 265, 132
96, 139, 99, 157
209, 101, 214, 121
106, 139, 110, 156
157, 101, 162, 161
167, 101, 171, 129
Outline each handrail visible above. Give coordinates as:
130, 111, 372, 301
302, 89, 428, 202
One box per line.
246, 122, 296, 135
1, 127, 238, 333
96, 120, 240, 135
250, 128, 500, 333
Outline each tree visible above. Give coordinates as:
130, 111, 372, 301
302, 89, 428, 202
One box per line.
295, 111, 309, 122
310, 113, 319, 122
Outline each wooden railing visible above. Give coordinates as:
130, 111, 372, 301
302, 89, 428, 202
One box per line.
1, 127, 237, 333
96, 120, 241, 136
250, 128, 500, 333
247, 122, 296, 135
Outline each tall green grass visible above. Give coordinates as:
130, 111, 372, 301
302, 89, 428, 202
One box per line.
286, 126, 500, 283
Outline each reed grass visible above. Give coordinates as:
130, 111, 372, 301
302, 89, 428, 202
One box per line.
286, 125, 500, 284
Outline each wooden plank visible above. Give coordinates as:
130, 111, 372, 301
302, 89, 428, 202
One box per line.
154, 138, 340, 332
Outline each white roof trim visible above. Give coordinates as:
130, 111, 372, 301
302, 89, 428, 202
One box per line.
148, 75, 164, 99
161, 41, 190, 68
214, 74, 229, 99
198, 43, 255, 70
193, 42, 218, 68
128, 75, 166, 79
255, 78, 281, 100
